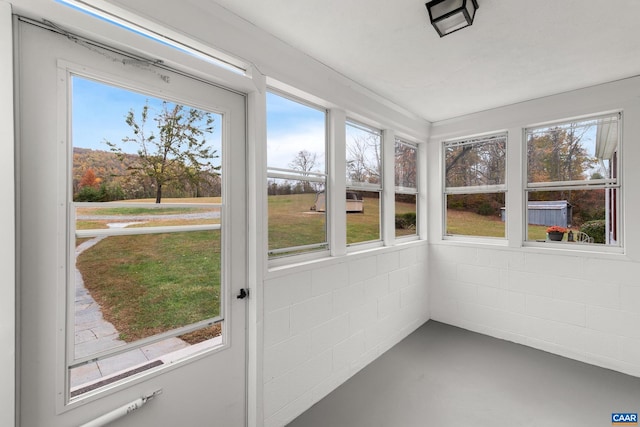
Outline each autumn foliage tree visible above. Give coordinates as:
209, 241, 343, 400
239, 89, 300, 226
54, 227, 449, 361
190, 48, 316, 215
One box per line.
106, 101, 218, 203
78, 168, 102, 189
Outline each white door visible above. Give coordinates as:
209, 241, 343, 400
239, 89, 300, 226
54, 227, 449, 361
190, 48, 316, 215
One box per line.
16, 20, 247, 427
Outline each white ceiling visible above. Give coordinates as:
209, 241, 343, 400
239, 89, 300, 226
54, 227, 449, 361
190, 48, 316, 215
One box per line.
209, 0, 640, 122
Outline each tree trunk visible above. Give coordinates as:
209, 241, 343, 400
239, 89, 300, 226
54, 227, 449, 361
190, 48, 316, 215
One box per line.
156, 184, 162, 204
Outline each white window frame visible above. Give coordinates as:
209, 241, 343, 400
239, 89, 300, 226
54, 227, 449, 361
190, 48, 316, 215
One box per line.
523, 112, 622, 250
345, 119, 384, 248
266, 90, 329, 259
394, 138, 419, 241
442, 132, 508, 240
64, 69, 233, 404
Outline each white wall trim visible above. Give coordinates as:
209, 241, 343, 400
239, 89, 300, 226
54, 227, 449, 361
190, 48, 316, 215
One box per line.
0, 2, 15, 427
247, 66, 267, 427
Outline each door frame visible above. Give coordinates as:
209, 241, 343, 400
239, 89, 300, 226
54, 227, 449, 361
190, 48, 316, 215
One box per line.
16, 18, 255, 424
1, 3, 15, 427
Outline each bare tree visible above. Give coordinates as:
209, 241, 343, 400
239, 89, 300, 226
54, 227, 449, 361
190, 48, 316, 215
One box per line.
289, 150, 318, 173
347, 134, 381, 185
288, 150, 320, 193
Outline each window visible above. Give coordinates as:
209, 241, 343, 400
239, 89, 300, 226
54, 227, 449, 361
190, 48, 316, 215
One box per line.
395, 139, 418, 238
444, 133, 507, 238
266, 92, 328, 257
525, 113, 621, 246
346, 121, 382, 245
70, 76, 225, 398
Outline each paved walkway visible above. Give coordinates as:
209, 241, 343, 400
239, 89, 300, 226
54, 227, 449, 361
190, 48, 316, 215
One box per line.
71, 226, 189, 390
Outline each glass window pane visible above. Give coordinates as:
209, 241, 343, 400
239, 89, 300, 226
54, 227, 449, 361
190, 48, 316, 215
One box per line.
76, 229, 221, 349
526, 115, 619, 184
445, 134, 506, 188
446, 193, 506, 238
346, 191, 380, 245
395, 194, 417, 238
267, 92, 327, 258
346, 122, 382, 187
70, 325, 222, 396
267, 178, 327, 255
525, 189, 618, 245
71, 76, 223, 397
395, 140, 417, 189
266, 92, 326, 172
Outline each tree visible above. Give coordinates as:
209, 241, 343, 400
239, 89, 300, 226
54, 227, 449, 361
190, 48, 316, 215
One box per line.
395, 143, 417, 188
106, 101, 218, 203
289, 150, 319, 193
289, 149, 317, 173
79, 168, 101, 189
347, 134, 381, 185
445, 138, 506, 187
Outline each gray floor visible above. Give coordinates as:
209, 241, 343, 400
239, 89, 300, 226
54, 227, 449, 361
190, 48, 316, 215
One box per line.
288, 321, 640, 427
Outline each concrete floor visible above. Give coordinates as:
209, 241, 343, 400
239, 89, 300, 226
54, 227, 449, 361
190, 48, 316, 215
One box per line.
288, 321, 640, 427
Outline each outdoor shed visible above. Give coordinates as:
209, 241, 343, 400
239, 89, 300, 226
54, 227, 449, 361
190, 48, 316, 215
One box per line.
501, 200, 573, 227
313, 191, 364, 213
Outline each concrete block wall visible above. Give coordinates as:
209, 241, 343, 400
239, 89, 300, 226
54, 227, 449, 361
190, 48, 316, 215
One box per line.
429, 245, 640, 378
262, 243, 429, 427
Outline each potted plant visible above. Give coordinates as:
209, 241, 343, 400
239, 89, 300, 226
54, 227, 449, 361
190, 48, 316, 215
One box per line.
546, 225, 567, 241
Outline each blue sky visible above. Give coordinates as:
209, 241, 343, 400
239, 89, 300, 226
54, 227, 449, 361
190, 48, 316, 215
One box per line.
266, 92, 326, 170
72, 77, 326, 171
72, 76, 223, 162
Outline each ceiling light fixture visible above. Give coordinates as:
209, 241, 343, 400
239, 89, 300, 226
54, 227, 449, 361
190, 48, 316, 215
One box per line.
425, 0, 478, 37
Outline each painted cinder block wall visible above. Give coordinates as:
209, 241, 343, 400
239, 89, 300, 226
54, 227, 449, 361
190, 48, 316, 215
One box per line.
427, 76, 640, 379
262, 244, 429, 427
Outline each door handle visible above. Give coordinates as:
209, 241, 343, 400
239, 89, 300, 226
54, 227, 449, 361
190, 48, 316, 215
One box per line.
236, 288, 249, 299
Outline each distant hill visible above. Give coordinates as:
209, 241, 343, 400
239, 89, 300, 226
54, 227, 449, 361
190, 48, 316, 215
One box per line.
72, 147, 221, 200
72, 147, 137, 193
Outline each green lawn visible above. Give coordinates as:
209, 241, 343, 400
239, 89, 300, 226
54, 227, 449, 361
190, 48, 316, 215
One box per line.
446, 209, 506, 237
77, 193, 413, 343
268, 193, 414, 248
77, 230, 220, 342
268, 193, 326, 251
447, 209, 570, 241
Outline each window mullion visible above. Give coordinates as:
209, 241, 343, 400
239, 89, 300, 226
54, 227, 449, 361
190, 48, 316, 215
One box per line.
382, 129, 395, 245
329, 108, 347, 256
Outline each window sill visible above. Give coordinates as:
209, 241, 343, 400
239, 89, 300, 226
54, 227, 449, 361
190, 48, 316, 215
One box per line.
522, 240, 625, 257
266, 239, 428, 278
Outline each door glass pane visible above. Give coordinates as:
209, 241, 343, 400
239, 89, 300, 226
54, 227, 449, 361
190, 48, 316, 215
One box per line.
71, 76, 224, 396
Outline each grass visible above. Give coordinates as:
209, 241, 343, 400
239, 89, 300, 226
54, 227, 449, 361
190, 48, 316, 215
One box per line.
395, 200, 417, 238
447, 209, 575, 241
77, 193, 413, 344
268, 193, 407, 249
346, 199, 380, 244
446, 210, 506, 237
76, 197, 221, 218
268, 193, 326, 251
76, 229, 221, 343
87, 206, 204, 216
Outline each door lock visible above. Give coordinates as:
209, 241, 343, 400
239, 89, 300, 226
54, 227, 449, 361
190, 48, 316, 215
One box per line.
236, 288, 249, 299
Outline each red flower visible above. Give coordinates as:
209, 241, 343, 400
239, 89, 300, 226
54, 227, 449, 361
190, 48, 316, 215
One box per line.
546, 225, 567, 233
